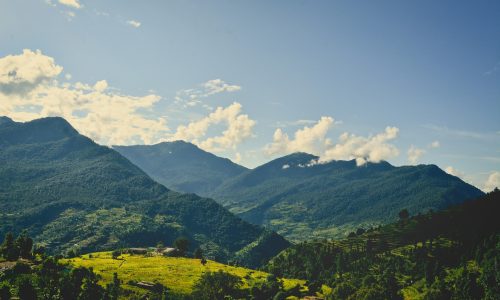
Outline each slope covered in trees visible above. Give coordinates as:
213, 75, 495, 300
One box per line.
265, 190, 500, 299
0, 116, 288, 267
209, 152, 484, 240
114, 141, 247, 196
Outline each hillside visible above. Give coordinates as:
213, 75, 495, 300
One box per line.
62, 251, 306, 297
0, 116, 289, 267
114, 141, 247, 196
264, 190, 500, 299
209, 152, 484, 241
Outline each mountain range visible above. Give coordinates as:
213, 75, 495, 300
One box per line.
0, 116, 288, 267
114, 141, 247, 195
117, 142, 484, 241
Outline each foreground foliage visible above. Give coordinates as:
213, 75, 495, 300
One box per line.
265, 190, 500, 299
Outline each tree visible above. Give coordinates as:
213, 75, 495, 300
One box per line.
399, 209, 410, 222
78, 270, 104, 300
1, 232, 18, 261
105, 273, 120, 300
192, 270, 242, 300
111, 250, 121, 260
173, 237, 189, 257
0, 282, 11, 300
17, 277, 37, 300
15, 230, 33, 259
201, 257, 207, 266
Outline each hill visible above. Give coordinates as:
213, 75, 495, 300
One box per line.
264, 190, 500, 299
209, 152, 484, 241
114, 141, 247, 196
0, 116, 289, 267
62, 251, 306, 298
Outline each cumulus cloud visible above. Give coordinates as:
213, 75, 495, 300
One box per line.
58, 0, 82, 9
265, 117, 400, 166
265, 117, 334, 156
0, 49, 168, 145
407, 146, 426, 164
175, 79, 241, 109
172, 102, 255, 152
127, 20, 141, 28
322, 126, 400, 166
0, 49, 63, 95
484, 172, 500, 192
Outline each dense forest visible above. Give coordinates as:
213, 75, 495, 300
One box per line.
0, 117, 288, 268
265, 190, 500, 299
210, 152, 484, 241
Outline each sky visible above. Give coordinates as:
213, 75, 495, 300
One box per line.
0, 0, 499, 191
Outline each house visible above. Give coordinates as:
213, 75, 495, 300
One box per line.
127, 248, 148, 254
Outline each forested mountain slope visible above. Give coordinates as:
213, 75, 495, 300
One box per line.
265, 190, 500, 299
114, 141, 247, 196
0, 116, 289, 267
210, 152, 484, 240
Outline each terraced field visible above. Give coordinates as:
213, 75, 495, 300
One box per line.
62, 252, 306, 296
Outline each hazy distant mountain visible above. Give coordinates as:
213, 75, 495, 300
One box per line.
114, 141, 247, 196
209, 152, 484, 241
0, 116, 289, 267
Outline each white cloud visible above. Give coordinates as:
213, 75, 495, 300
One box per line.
430, 140, 440, 148
0, 49, 63, 95
407, 145, 425, 164
0, 49, 168, 145
265, 117, 335, 156
265, 117, 400, 166
175, 79, 241, 109
484, 172, 500, 192
321, 126, 400, 166
172, 102, 255, 153
58, 0, 82, 9
93, 80, 108, 92
127, 20, 141, 28
444, 166, 464, 178
234, 152, 242, 163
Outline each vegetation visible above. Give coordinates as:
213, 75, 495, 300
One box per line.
62, 251, 306, 298
0, 233, 120, 300
265, 190, 500, 299
114, 141, 247, 196
0, 117, 289, 268
210, 152, 484, 241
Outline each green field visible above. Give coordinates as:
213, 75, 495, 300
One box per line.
62, 252, 305, 296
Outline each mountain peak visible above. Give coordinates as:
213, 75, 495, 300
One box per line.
0, 116, 80, 145
0, 116, 15, 125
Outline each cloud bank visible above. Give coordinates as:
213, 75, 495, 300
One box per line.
0, 49, 167, 145
265, 117, 400, 166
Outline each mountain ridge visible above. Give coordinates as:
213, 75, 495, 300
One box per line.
0, 116, 289, 267
114, 141, 247, 196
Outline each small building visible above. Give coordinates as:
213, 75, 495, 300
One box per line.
127, 248, 148, 255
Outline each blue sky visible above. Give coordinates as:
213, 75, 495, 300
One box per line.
0, 0, 499, 190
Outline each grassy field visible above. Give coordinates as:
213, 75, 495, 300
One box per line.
62, 252, 305, 296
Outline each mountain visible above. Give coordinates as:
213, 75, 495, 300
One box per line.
209, 152, 484, 241
264, 190, 500, 299
114, 141, 247, 196
0, 116, 289, 267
